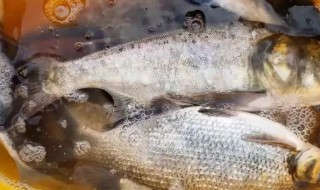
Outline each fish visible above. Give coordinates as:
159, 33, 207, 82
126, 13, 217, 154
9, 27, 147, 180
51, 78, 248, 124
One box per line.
8, 22, 320, 127
6, 22, 272, 124
0, 52, 13, 126
62, 105, 320, 190
166, 34, 320, 111
1, 97, 320, 189
188, 0, 286, 26
0, 34, 16, 126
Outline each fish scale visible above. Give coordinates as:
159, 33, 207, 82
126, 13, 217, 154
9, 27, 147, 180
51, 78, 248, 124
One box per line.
41, 22, 269, 100
74, 107, 296, 190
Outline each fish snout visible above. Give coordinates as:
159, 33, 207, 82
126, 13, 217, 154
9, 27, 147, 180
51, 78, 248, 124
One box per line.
292, 147, 320, 184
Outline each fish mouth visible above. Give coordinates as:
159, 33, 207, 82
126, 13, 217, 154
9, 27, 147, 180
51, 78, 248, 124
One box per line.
289, 149, 308, 180
289, 147, 320, 185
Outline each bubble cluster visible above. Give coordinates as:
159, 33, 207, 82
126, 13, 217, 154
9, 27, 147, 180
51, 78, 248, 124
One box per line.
259, 106, 320, 142
84, 31, 94, 40
14, 117, 27, 134
15, 85, 29, 99
74, 141, 91, 156
43, 0, 85, 25
18, 144, 46, 163
0, 174, 35, 190
183, 10, 205, 32
63, 91, 88, 103
58, 118, 67, 129
0, 53, 14, 124
123, 103, 154, 126
74, 42, 83, 51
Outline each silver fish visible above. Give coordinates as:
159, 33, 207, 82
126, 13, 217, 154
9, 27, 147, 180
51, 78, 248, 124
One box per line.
68, 106, 320, 190
11, 22, 320, 125
167, 34, 320, 112
12, 22, 272, 121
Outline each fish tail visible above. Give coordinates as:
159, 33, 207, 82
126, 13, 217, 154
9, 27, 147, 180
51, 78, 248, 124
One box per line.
3, 56, 61, 131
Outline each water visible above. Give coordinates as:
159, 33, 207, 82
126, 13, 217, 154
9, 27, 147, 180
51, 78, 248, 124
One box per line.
2, 0, 320, 189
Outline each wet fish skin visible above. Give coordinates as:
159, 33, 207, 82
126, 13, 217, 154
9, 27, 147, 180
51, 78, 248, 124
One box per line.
16, 22, 271, 120
42, 23, 268, 97
73, 107, 320, 190
0, 52, 14, 125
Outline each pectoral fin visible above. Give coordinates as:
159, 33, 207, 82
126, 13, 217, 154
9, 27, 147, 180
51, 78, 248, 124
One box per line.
242, 133, 298, 151
233, 111, 311, 151
166, 91, 272, 112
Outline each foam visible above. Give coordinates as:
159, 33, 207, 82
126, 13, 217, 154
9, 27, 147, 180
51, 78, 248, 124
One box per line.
63, 91, 88, 103
18, 144, 46, 163
74, 141, 91, 156
0, 52, 14, 124
58, 118, 67, 129
14, 117, 27, 134
0, 173, 37, 190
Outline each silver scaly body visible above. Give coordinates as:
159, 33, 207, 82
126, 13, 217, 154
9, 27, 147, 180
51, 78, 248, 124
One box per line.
74, 107, 297, 190
43, 23, 270, 101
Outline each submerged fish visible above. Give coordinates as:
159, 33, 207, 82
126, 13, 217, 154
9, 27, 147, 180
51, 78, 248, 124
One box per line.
1, 97, 320, 189
8, 22, 272, 123
0, 52, 14, 126
9, 22, 320, 126
64, 106, 320, 190
167, 34, 320, 111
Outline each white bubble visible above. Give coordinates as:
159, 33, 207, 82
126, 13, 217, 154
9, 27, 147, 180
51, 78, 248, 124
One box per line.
14, 117, 26, 134
0, 173, 34, 190
58, 118, 67, 129
74, 141, 91, 156
16, 85, 29, 98
55, 5, 71, 20
64, 91, 88, 103
0, 53, 14, 123
18, 144, 46, 163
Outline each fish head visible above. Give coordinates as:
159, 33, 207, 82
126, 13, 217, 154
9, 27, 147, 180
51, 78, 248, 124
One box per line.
251, 34, 320, 104
292, 146, 320, 184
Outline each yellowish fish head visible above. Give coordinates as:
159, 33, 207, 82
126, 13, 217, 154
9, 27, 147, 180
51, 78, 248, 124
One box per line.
250, 34, 320, 104
292, 147, 320, 184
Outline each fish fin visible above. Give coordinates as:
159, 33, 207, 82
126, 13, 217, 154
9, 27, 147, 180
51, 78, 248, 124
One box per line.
198, 107, 237, 117
167, 91, 270, 111
150, 96, 181, 114
236, 110, 310, 151
72, 165, 121, 190
242, 133, 298, 151
4, 83, 58, 130
4, 57, 60, 130
100, 89, 134, 123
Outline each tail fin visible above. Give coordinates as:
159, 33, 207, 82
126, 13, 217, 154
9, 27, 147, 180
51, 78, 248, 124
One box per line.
4, 56, 61, 131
